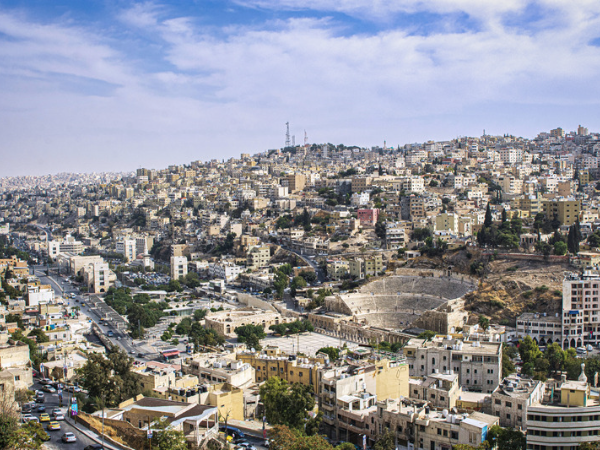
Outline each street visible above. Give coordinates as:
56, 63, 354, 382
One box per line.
28, 379, 99, 450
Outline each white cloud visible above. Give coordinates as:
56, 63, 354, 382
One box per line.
1, 2, 600, 176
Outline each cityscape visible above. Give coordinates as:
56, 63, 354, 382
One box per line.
2, 126, 600, 450
3, 1, 600, 450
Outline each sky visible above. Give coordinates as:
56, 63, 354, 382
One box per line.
1, 1, 600, 177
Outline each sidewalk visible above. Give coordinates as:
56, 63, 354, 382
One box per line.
66, 416, 128, 450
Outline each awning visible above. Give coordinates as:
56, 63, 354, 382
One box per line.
162, 350, 180, 358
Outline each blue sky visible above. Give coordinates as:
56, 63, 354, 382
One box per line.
1, 0, 600, 176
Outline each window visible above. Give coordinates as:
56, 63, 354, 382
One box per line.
299, 372, 303, 377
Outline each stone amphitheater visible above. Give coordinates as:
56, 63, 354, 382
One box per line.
325, 270, 477, 333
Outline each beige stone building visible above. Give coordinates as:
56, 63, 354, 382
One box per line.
491, 375, 545, 431
204, 307, 286, 337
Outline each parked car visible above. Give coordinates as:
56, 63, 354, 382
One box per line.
21, 403, 33, 413
21, 415, 37, 423
236, 443, 257, 450
62, 432, 77, 443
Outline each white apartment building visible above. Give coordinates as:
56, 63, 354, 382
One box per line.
435, 213, 459, 234
171, 256, 188, 280
208, 261, 243, 282
498, 148, 523, 164
116, 237, 137, 262
562, 270, 600, 349
403, 337, 502, 393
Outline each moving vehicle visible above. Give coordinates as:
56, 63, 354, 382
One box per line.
47, 421, 61, 431
39, 413, 50, 422
107, 330, 114, 337
43, 386, 56, 393
36, 405, 46, 412
62, 432, 77, 443
236, 443, 257, 450
53, 413, 65, 421
21, 415, 37, 423
84, 445, 106, 450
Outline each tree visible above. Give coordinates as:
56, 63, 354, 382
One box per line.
193, 309, 208, 321
554, 241, 567, 255
316, 347, 340, 361
478, 315, 490, 331
150, 418, 188, 450
79, 347, 142, 408
27, 328, 49, 343
502, 352, 515, 378
373, 430, 395, 450
417, 330, 436, 340
51, 367, 64, 382
518, 336, 542, 365
269, 425, 333, 450
290, 276, 307, 298
545, 343, 565, 376
260, 377, 315, 429
8, 420, 49, 450
274, 270, 289, 299
412, 228, 432, 241
234, 324, 266, 351
487, 425, 526, 450
484, 203, 492, 228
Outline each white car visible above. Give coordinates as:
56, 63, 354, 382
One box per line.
53, 412, 65, 421
62, 432, 77, 443
22, 415, 39, 423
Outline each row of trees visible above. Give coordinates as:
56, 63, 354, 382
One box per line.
104, 287, 168, 338
270, 320, 314, 336
505, 337, 600, 381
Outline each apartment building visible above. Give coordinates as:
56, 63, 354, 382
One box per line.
246, 245, 270, 270
116, 237, 137, 262
562, 270, 600, 349
403, 337, 502, 393
236, 346, 323, 392
351, 176, 373, 193
349, 254, 383, 279
327, 260, 350, 280
208, 261, 243, 282
515, 312, 562, 346
543, 197, 581, 226
409, 372, 461, 409
285, 174, 306, 193
357, 209, 379, 227
384, 223, 408, 250
171, 255, 188, 280
491, 375, 545, 431
369, 398, 498, 450
526, 371, 600, 450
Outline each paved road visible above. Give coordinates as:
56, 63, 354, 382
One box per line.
28, 380, 99, 450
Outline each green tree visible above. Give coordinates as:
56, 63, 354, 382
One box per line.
193, 309, 208, 321
518, 336, 542, 365
150, 418, 188, 450
554, 241, 567, 255
502, 352, 515, 378
290, 276, 307, 298
27, 328, 49, 343
274, 270, 289, 299
317, 347, 340, 361
487, 425, 526, 450
9, 420, 49, 449
234, 324, 266, 351
374, 430, 395, 450
79, 347, 141, 408
478, 315, 490, 331
269, 425, 333, 450
260, 377, 315, 429
484, 203, 492, 227
545, 343, 566, 376
417, 330, 436, 340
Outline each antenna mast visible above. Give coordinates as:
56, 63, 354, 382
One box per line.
285, 122, 291, 148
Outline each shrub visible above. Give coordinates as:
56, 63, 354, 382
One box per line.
490, 300, 504, 308
535, 285, 549, 293
553, 290, 562, 297
523, 291, 533, 299
506, 266, 518, 272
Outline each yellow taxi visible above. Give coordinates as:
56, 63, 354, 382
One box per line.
47, 421, 61, 431
39, 413, 51, 422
